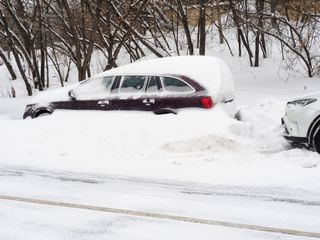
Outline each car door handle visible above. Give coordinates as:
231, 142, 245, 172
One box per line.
98, 100, 110, 107
224, 98, 234, 104
143, 98, 155, 106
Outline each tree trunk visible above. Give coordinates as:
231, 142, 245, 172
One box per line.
176, 0, 194, 55
261, 32, 267, 58
0, 10, 32, 95
12, 49, 32, 96
254, 0, 265, 67
228, 0, 252, 64
238, 29, 242, 57
199, 0, 206, 55
0, 48, 17, 80
216, 0, 224, 44
254, 31, 260, 67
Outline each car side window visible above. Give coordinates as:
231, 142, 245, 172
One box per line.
73, 76, 114, 100
147, 76, 162, 93
162, 77, 194, 93
119, 76, 147, 93
110, 76, 121, 94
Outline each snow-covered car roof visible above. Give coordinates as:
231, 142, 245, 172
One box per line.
95, 56, 235, 101
29, 56, 234, 104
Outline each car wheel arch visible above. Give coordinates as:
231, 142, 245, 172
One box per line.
307, 114, 320, 145
153, 108, 177, 115
33, 107, 54, 118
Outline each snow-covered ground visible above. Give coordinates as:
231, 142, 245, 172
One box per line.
0, 168, 319, 240
1, 55, 320, 191
0, 104, 319, 191
1, 52, 320, 239
2, 200, 314, 240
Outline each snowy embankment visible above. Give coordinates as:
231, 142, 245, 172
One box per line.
0, 99, 319, 191
0, 55, 320, 192
0, 66, 13, 98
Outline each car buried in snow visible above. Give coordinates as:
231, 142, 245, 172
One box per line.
282, 92, 320, 153
23, 56, 236, 119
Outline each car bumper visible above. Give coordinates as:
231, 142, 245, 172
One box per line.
281, 117, 308, 143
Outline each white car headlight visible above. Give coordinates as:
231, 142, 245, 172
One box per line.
287, 98, 317, 108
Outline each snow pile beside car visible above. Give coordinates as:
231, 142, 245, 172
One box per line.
0, 98, 319, 191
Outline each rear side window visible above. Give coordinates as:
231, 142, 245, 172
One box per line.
162, 77, 194, 93
120, 76, 147, 93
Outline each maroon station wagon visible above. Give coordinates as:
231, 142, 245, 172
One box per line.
23, 56, 236, 118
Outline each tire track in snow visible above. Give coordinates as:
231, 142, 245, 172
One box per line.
3, 167, 320, 207
0, 194, 320, 239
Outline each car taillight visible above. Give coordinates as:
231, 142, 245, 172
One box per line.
201, 97, 214, 109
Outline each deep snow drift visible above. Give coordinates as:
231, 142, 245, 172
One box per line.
0, 53, 320, 192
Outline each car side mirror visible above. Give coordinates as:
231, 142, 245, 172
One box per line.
68, 90, 76, 100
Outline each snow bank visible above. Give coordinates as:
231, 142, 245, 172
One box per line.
0, 98, 319, 191
0, 66, 12, 98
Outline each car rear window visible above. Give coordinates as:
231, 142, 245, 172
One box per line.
162, 77, 194, 93
120, 76, 147, 93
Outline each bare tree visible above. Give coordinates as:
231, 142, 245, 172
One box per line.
0, 9, 32, 95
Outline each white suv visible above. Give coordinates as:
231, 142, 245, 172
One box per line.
282, 92, 320, 153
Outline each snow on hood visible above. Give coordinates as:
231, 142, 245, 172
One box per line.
295, 91, 320, 100
28, 83, 79, 105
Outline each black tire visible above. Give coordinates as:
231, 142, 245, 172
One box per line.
312, 126, 320, 153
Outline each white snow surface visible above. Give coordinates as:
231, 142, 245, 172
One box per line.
1, 55, 320, 191
2, 200, 312, 240
1, 26, 320, 240
0, 65, 12, 98
1, 53, 320, 240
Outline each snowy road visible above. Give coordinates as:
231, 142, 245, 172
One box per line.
0, 167, 320, 239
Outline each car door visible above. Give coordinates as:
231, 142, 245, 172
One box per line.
156, 76, 203, 110
57, 76, 116, 111
140, 76, 162, 111
113, 75, 149, 111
